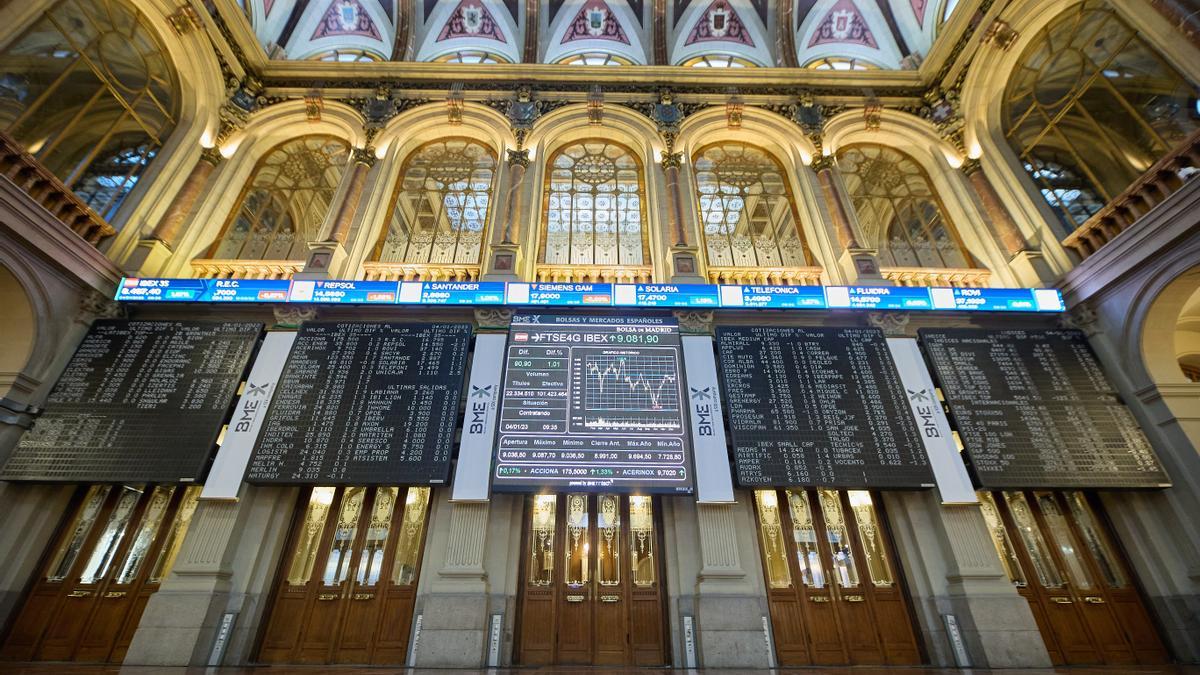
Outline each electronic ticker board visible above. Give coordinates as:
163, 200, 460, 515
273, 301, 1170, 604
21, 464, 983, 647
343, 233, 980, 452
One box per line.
246, 322, 471, 485
717, 326, 934, 488
1, 320, 262, 483
492, 315, 694, 493
919, 329, 1169, 488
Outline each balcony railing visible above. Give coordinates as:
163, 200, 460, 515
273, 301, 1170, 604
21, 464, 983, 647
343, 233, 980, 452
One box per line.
190, 259, 304, 279
1063, 130, 1200, 261
706, 266, 824, 286
0, 131, 114, 246
361, 262, 481, 282
535, 264, 653, 283
880, 266, 992, 288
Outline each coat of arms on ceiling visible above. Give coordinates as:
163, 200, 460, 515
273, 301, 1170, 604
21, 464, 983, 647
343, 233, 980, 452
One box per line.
438, 0, 507, 41
562, 0, 630, 43
312, 0, 382, 39
685, 0, 753, 46
808, 0, 877, 48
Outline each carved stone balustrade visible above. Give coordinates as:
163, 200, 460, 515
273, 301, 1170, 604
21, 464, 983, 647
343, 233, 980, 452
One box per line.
534, 264, 653, 283
706, 266, 824, 286
1063, 129, 1200, 261
190, 259, 305, 279
0, 131, 115, 246
361, 262, 481, 281
880, 267, 992, 288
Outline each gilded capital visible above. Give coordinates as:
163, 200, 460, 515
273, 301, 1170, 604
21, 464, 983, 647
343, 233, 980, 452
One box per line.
351, 146, 378, 167
660, 152, 683, 170
506, 148, 530, 168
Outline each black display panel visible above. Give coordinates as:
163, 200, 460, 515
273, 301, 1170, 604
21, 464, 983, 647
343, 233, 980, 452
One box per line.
919, 329, 1169, 488
492, 315, 693, 494
717, 326, 934, 488
2, 320, 262, 483
246, 322, 470, 485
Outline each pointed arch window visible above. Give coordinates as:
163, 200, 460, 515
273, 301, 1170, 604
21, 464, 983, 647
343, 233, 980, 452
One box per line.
1002, 1, 1199, 235
692, 142, 812, 269
540, 140, 648, 266
837, 145, 974, 269
374, 138, 497, 266
0, 0, 179, 222
209, 136, 350, 261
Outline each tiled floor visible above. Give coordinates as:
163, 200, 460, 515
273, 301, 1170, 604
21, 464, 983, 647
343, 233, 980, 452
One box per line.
1, 666, 1199, 675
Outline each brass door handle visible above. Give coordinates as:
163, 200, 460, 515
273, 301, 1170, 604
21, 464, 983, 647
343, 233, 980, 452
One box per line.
599, 594, 620, 603
317, 592, 339, 601
1051, 597, 1073, 604
843, 594, 865, 603
103, 591, 126, 599
809, 595, 830, 603
565, 594, 585, 603
1084, 596, 1105, 604
352, 593, 374, 601
67, 590, 92, 598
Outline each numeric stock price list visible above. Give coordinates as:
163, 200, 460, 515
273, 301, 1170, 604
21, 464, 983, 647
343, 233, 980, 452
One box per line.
919, 329, 1169, 488
717, 326, 933, 488
2, 320, 262, 482
247, 322, 471, 484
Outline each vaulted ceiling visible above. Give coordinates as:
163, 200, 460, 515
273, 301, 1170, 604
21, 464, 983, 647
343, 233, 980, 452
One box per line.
238, 0, 961, 68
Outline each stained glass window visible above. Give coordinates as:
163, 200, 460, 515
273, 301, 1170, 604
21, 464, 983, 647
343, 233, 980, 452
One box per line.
210, 136, 350, 261
1002, 1, 1199, 235
838, 144, 973, 269
375, 138, 496, 266
541, 141, 648, 266
0, 0, 179, 221
692, 142, 811, 268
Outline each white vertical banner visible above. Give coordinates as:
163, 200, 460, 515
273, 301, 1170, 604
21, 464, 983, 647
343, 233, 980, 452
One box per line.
201, 331, 296, 501
886, 338, 977, 504
682, 335, 735, 503
450, 332, 506, 502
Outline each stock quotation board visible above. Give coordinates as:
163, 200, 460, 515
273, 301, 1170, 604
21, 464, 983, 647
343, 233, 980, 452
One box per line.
919, 329, 1169, 488
246, 322, 471, 485
1, 320, 262, 482
717, 326, 934, 488
492, 315, 694, 493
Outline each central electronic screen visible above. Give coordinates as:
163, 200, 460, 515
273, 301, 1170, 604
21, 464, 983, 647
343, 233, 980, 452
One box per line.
492, 315, 694, 494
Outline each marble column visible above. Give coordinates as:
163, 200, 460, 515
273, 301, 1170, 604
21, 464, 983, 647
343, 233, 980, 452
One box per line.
961, 158, 1028, 257
150, 147, 223, 248
488, 149, 529, 279
812, 155, 861, 250
661, 152, 703, 281
326, 147, 375, 244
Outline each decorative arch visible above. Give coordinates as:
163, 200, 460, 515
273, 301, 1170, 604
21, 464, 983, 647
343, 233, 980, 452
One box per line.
691, 141, 814, 269
999, 0, 1199, 237
836, 144, 975, 269
824, 108, 1012, 284
538, 138, 649, 267
0, 0, 181, 220
205, 135, 352, 262
372, 137, 499, 267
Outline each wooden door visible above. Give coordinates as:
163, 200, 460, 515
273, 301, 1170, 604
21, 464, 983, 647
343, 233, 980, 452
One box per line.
257, 485, 431, 665
980, 490, 1168, 666
753, 488, 920, 667
515, 493, 667, 666
1, 484, 201, 664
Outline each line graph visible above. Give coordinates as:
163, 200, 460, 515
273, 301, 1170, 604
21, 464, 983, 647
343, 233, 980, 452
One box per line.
584, 354, 680, 412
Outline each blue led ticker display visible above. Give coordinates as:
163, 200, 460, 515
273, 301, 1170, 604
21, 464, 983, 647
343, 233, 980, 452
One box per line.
116, 277, 1066, 313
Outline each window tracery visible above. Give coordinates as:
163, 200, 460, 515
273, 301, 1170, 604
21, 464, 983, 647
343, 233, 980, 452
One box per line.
540, 140, 648, 267
0, 0, 179, 221
692, 142, 811, 269
374, 138, 497, 266
1002, 0, 1199, 235
837, 144, 973, 269
209, 136, 350, 261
